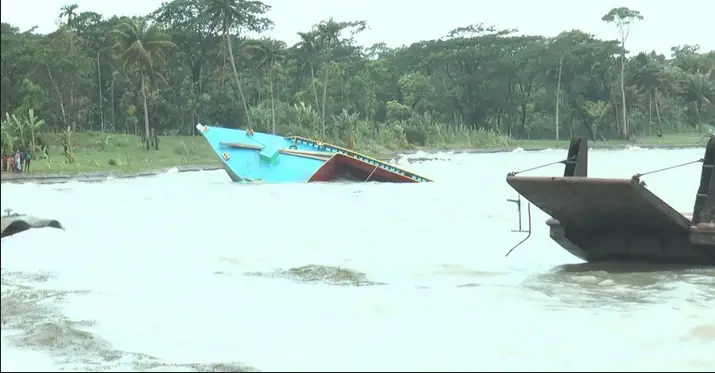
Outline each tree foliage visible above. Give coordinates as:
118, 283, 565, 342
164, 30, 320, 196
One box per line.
1, 1, 714, 153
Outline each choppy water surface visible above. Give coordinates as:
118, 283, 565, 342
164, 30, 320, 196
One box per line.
1, 147, 714, 372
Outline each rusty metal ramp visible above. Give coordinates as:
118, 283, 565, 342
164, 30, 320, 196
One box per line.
506, 176, 691, 234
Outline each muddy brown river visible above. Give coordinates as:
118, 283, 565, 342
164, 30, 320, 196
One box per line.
1, 147, 713, 372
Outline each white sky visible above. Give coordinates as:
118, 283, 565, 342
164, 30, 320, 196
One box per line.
2, 0, 713, 57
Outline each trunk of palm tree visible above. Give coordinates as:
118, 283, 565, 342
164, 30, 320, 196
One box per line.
648, 94, 652, 136
30, 128, 36, 153
141, 72, 151, 150
654, 88, 663, 130
97, 51, 104, 132
68, 26, 77, 132
70, 87, 76, 131
321, 66, 329, 138
555, 55, 563, 140
111, 78, 116, 133
269, 71, 276, 134
46, 65, 67, 130
339, 74, 346, 106
694, 101, 702, 130
620, 53, 628, 138
309, 62, 320, 110
224, 31, 251, 128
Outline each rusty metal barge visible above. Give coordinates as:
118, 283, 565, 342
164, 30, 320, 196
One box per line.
506, 136, 715, 266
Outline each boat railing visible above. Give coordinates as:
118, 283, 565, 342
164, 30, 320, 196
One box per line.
287, 136, 432, 182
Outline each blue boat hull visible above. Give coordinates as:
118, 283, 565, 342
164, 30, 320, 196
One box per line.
196, 124, 433, 184
196, 124, 325, 183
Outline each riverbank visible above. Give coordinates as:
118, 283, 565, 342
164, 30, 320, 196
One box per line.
0, 164, 222, 184
1, 131, 706, 183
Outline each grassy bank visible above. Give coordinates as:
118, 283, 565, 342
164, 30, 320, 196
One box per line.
3, 132, 218, 176
0, 131, 707, 180
426, 132, 707, 151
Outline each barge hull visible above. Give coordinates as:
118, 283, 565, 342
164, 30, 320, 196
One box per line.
505, 135, 715, 266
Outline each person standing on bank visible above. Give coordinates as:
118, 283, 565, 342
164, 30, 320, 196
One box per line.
18, 149, 25, 171
13, 150, 21, 172
7, 151, 14, 172
24, 150, 32, 172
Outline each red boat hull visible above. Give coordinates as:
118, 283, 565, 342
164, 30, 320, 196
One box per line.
308, 153, 417, 183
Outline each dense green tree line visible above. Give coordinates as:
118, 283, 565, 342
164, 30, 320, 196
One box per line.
1, 0, 714, 153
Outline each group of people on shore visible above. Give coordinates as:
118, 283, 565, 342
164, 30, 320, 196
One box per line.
1, 150, 32, 173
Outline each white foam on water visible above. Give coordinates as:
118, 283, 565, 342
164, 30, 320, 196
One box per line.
1, 148, 713, 371
0, 330, 57, 372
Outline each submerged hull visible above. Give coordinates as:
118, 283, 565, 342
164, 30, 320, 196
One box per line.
1, 214, 64, 238
196, 124, 431, 184
506, 136, 715, 266
309, 153, 419, 183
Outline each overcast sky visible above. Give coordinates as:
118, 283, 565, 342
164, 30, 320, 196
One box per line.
2, 0, 713, 57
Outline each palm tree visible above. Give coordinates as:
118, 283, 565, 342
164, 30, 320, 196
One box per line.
59, 4, 79, 131
59, 4, 78, 29
682, 71, 714, 130
315, 18, 343, 138
632, 52, 664, 133
111, 17, 177, 150
312, 18, 365, 138
295, 31, 320, 110
205, 0, 270, 128
246, 38, 286, 133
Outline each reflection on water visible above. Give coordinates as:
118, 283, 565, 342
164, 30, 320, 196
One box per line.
2, 148, 714, 371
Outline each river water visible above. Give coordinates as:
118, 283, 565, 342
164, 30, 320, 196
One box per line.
1, 147, 714, 372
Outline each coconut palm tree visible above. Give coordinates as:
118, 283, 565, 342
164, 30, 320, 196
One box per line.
316, 18, 343, 137
681, 71, 714, 130
295, 31, 321, 110
111, 17, 177, 150
59, 4, 78, 29
246, 38, 286, 133
632, 52, 665, 133
59, 4, 79, 131
312, 18, 365, 138
205, 0, 271, 128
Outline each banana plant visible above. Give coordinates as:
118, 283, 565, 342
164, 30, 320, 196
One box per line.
2, 113, 24, 152
24, 108, 45, 153
1, 115, 17, 153
332, 109, 358, 149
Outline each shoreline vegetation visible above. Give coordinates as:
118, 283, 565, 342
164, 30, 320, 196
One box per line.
0, 131, 707, 183
1, 2, 713, 183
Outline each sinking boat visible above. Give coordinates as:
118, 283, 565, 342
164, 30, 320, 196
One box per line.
505, 136, 715, 266
195, 124, 432, 183
1, 209, 64, 238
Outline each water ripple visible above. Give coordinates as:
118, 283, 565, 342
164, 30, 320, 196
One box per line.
2, 148, 713, 371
